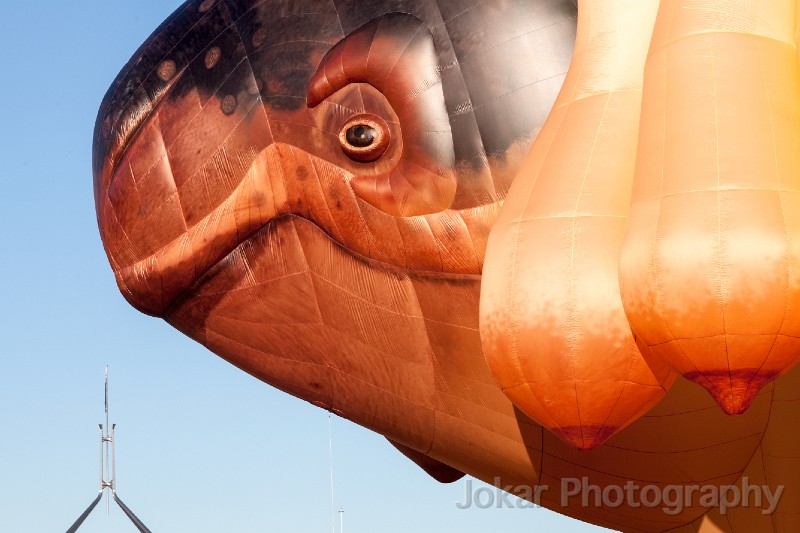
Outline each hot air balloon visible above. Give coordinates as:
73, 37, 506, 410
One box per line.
93, 1, 800, 531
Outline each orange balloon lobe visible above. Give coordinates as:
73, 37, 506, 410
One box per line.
619, 0, 800, 415
480, 0, 674, 451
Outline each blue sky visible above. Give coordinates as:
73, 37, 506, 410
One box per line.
0, 2, 608, 531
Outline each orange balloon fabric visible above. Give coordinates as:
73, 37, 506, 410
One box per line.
481, 0, 674, 450
619, 0, 800, 415
94, 1, 800, 530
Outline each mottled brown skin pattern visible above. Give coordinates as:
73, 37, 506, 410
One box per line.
94, 1, 800, 532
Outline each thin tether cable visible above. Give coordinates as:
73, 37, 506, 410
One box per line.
328, 412, 335, 533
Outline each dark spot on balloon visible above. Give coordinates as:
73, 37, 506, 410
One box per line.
102, 116, 112, 138
221, 94, 237, 115
252, 28, 268, 48
335, 201, 342, 209
156, 60, 177, 82
252, 192, 268, 207
266, 78, 287, 95
257, 49, 315, 111
204, 46, 221, 69
246, 78, 262, 96
296, 166, 308, 180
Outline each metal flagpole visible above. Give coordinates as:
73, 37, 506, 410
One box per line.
105, 367, 110, 514
64, 367, 154, 533
65, 492, 102, 533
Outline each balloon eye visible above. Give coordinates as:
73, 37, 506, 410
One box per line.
346, 124, 376, 147
339, 114, 390, 162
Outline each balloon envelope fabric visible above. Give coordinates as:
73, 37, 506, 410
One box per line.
94, 1, 800, 531
620, 0, 800, 415
480, 0, 675, 452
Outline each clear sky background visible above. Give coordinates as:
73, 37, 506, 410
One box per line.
0, 2, 610, 532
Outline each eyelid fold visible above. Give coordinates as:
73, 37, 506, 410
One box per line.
307, 12, 456, 217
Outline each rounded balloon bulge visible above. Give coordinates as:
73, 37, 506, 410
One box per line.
338, 114, 390, 162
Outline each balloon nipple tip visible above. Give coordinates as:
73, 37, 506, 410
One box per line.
551, 425, 617, 451
684, 369, 777, 416
716, 393, 753, 416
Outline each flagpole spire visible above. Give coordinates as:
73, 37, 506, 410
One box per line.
64, 367, 152, 533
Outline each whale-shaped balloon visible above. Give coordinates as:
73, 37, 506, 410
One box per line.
94, 1, 800, 531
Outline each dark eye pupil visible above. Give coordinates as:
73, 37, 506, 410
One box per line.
346, 124, 376, 147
